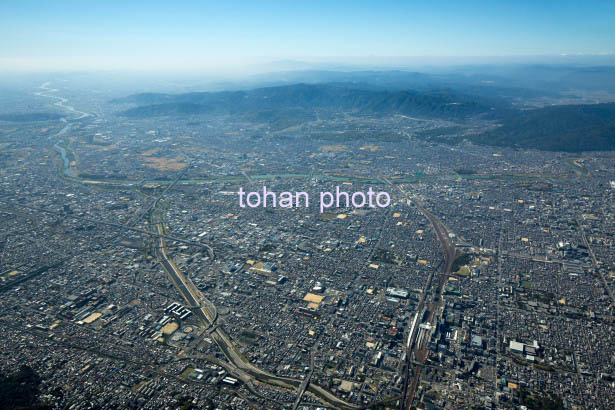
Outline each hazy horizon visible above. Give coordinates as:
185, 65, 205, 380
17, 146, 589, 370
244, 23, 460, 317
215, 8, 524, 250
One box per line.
1, 0, 614, 73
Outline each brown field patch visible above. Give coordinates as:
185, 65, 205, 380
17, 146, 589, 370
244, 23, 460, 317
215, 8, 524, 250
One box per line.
161, 322, 179, 335
142, 156, 187, 171
141, 149, 159, 156
303, 293, 325, 303
360, 145, 380, 151
319, 144, 347, 152
83, 144, 119, 151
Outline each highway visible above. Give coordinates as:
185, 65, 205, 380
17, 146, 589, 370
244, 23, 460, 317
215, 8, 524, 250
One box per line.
111, 164, 190, 243
152, 214, 356, 409
291, 343, 316, 410
155, 219, 217, 324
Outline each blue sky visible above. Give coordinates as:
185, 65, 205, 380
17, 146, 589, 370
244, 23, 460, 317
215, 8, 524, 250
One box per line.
1, 0, 614, 71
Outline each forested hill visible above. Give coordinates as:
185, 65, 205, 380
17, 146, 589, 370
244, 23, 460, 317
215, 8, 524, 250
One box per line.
469, 103, 615, 152
113, 83, 615, 152
112, 83, 491, 120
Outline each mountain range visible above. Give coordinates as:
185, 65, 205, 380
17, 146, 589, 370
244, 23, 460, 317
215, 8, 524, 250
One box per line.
112, 83, 491, 120
112, 82, 615, 152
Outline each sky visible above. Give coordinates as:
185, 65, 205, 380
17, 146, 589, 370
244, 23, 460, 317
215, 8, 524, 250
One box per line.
1, 0, 614, 72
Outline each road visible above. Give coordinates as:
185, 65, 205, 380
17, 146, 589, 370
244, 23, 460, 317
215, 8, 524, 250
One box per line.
153, 214, 356, 409
382, 177, 456, 410
0, 204, 214, 256
577, 216, 615, 309
0, 259, 69, 293
291, 342, 317, 410
155, 219, 217, 324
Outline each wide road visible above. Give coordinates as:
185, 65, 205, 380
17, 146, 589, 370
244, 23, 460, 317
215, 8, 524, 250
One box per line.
382, 177, 455, 410
153, 215, 356, 409
291, 344, 316, 410
155, 219, 216, 323
577, 216, 615, 309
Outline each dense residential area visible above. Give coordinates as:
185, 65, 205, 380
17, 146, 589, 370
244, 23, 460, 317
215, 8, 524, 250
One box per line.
2, 68, 615, 409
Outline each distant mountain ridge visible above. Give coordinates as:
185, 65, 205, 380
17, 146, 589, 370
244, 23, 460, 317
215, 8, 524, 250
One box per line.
112, 83, 615, 152
112, 83, 491, 120
470, 102, 615, 152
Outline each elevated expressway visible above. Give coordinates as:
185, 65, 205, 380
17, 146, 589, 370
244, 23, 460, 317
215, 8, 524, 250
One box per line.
152, 215, 356, 409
